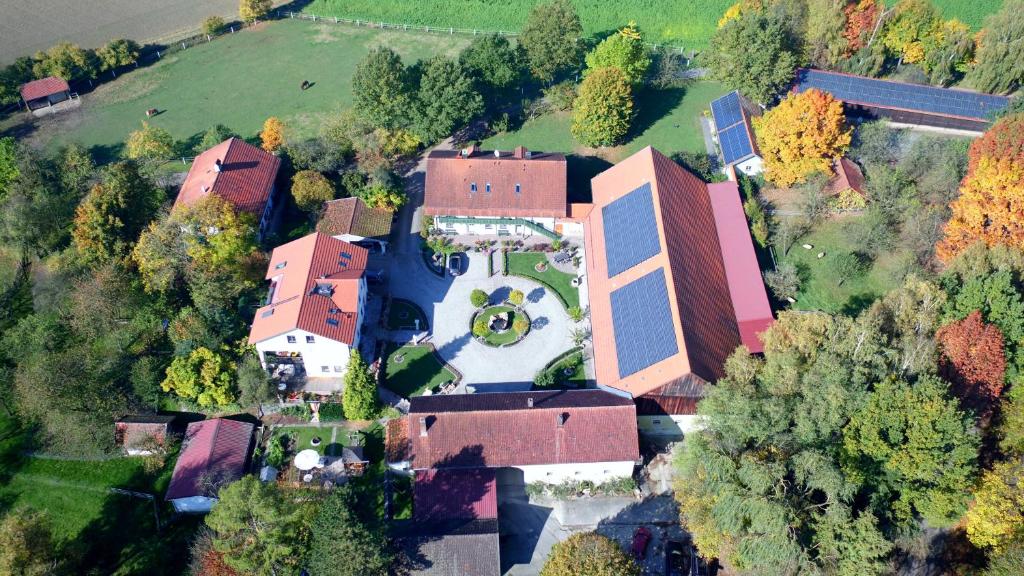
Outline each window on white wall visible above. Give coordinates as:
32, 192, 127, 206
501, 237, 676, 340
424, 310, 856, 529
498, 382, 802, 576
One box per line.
306, 335, 315, 343
333, 366, 343, 373
286, 335, 296, 343
321, 366, 329, 373
652, 419, 662, 425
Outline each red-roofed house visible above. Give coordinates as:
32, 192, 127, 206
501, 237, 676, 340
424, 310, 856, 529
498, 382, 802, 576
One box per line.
826, 157, 867, 200
248, 232, 369, 388
20, 76, 74, 114
165, 418, 254, 513
388, 390, 640, 484
584, 147, 773, 436
424, 145, 567, 238
175, 138, 281, 240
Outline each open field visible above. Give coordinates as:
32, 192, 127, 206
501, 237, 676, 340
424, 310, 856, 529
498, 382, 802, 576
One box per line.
4, 20, 469, 163
0, 416, 196, 575
0, 0, 242, 64
303, 0, 734, 49
933, 0, 1004, 30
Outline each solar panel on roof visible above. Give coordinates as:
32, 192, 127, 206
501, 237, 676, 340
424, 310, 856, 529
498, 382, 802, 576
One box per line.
340, 251, 352, 260
602, 183, 661, 277
719, 124, 755, 165
610, 268, 679, 378
794, 69, 1009, 121
711, 91, 744, 130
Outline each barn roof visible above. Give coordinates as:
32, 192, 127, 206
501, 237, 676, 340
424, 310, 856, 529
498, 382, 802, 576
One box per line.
20, 76, 69, 101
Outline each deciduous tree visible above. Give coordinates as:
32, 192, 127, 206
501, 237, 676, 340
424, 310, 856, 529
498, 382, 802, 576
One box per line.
411, 57, 483, 143
259, 117, 284, 152
342, 350, 378, 419
880, 0, 939, 65
702, 9, 800, 104
967, 0, 1024, 94
96, 39, 140, 72
540, 532, 639, 576
236, 353, 272, 414
806, 0, 848, 68
206, 477, 310, 576
753, 88, 852, 187
520, 0, 583, 84
921, 19, 973, 86
470, 289, 489, 308
459, 35, 525, 99
0, 508, 60, 576
305, 486, 391, 576
844, 0, 881, 56
291, 170, 334, 213
965, 459, 1024, 551
196, 124, 236, 154
584, 22, 651, 85
571, 66, 633, 147
32, 42, 98, 81
352, 48, 412, 130
238, 0, 270, 23
0, 137, 18, 196
162, 346, 236, 407
936, 311, 1006, 415
358, 183, 406, 211
125, 122, 174, 163
508, 289, 524, 306
72, 161, 164, 265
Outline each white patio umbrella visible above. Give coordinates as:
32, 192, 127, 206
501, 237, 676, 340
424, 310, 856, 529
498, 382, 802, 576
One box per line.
293, 449, 321, 471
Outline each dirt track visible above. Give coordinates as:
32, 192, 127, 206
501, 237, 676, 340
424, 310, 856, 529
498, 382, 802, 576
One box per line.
0, 0, 241, 64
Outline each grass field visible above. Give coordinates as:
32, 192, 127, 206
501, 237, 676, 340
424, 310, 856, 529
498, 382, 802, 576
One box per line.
383, 344, 456, 397
7, 20, 469, 163
0, 416, 196, 575
302, 0, 734, 49
776, 216, 903, 315
505, 252, 580, 309
485, 82, 726, 164
933, 0, 1004, 30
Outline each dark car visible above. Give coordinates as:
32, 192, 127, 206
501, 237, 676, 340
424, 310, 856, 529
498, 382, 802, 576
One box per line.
666, 540, 691, 576
448, 253, 463, 276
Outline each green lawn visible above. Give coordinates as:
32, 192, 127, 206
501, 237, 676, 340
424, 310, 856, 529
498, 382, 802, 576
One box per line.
4, 19, 469, 163
391, 473, 413, 520
302, 0, 734, 49
776, 216, 904, 315
385, 299, 428, 331
270, 424, 343, 457
383, 344, 456, 397
0, 416, 196, 575
485, 82, 725, 164
505, 252, 580, 309
477, 305, 528, 346
933, 0, 1004, 30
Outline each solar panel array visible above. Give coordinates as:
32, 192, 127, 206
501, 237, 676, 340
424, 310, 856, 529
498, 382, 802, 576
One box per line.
795, 69, 1009, 121
602, 183, 661, 277
610, 268, 679, 378
710, 91, 756, 165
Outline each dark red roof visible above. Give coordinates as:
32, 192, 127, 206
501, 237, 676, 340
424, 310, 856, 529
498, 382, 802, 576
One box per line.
20, 77, 69, 101
407, 390, 639, 469
414, 469, 498, 521
165, 419, 253, 500
317, 197, 393, 239
707, 181, 774, 354
175, 138, 281, 216
826, 157, 866, 197
424, 148, 567, 218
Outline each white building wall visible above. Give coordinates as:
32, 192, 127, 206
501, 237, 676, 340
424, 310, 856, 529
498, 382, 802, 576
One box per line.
255, 328, 353, 377
436, 216, 557, 237
636, 414, 705, 437
518, 460, 635, 484
171, 496, 217, 514
735, 156, 764, 177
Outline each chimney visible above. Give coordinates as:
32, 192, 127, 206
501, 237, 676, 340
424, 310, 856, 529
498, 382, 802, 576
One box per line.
514, 145, 528, 159
527, 397, 533, 408
461, 144, 479, 158
419, 416, 428, 437
557, 413, 567, 427
213, 159, 222, 172
494, 149, 501, 158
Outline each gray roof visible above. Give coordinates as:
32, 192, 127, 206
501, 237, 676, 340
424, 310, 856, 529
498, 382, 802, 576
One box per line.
399, 519, 500, 576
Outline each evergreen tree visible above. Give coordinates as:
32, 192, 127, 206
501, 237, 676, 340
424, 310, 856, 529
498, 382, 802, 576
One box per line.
343, 350, 378, 419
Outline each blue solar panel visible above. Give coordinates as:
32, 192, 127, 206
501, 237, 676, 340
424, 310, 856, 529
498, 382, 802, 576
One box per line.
719, 124, 755, 165
795, 69, 1009, 121
610, 268, 679, 378
711, 91, 744, 130
602, 183, 661, 277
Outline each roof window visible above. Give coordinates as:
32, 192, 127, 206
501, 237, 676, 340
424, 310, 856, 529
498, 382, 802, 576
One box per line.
274, 261, 287, 270
485, 182, 491, 194
470, 182, 477, 193
515, 183, 521, 195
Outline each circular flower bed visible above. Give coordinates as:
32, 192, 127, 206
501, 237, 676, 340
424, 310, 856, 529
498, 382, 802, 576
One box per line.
472, 305, 531, 347
535, 261, 548, 273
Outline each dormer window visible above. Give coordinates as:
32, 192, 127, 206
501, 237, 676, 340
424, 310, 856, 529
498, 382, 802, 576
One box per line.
470, 182, 477, 193
485, 183, 491, 194
515, 183, 521, 195
275, 261, 287, 270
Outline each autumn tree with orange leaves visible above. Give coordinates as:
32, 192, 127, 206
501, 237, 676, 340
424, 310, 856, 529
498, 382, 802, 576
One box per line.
937, 114, 1024, 262
843, 0, 880, 55
936, 311, 1007, 416
752, 88, 852, 187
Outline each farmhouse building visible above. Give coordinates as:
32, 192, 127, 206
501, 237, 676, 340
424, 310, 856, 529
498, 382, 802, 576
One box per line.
584, 146, 774, 436
20, 76, 76, 116
710, 90, 763, 176
175, 137, 281, 240
248, 232, 370, 387
386, 390, 640, 484
165, 418, 254, 513
316, 196, 393, 253
423, 145, 567, 239
793, 68, 1010, 133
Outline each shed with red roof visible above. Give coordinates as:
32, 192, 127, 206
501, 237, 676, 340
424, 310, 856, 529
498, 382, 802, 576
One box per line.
165, 418, 254, 513
20, 76, 74, 114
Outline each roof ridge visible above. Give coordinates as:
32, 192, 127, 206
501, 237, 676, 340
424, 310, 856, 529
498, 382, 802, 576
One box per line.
207, 137, 237, 193
204, 419, 222, 468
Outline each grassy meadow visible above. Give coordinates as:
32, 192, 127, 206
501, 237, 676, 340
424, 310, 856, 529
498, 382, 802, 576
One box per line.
933, 0, 1004, 30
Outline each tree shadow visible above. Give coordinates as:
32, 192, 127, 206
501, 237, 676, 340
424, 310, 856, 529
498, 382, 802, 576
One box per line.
526, 287, 546, 304
840, 292, 878, 316
497, 467, 554, 573
593, 495, 706, 575
532, 316, 549, 330
490, 285, 512, 303
86, 142, 126, 165
434, 333, 471, 365
629, 86, 687, 140
565, 154, 613, 204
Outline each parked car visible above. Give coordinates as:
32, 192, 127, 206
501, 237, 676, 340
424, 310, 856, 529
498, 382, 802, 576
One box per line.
448, 253, 463, 276
631, 526, 652, 561
666, 540, 690, 576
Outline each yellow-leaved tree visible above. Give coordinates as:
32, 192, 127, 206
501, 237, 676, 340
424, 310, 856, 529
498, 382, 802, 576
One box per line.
752, 88, 852, 188
260, 116, 285, 153
965, 459, 1024, 551
938, 114, 1024, 263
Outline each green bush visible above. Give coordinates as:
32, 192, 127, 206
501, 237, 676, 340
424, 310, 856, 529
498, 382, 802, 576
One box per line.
203, 15, 227, 36
470, 289, 489, 308
317, 402, 344, 421
266, 433, 291, 468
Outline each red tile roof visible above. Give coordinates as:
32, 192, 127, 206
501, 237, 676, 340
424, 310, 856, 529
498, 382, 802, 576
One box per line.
826, 157, 866, 197
424, 148, 567, 218
585, 147, 774, 401
249, 233, 368, 345
414, 469, 498, 521
20, 76, 69, 101
707, 181, 774, 353
406, 390, 639, 469
165, 419, 253, 500
114, 417, 174, 450
175, 138, 281, 217
317, 197, 393, 240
